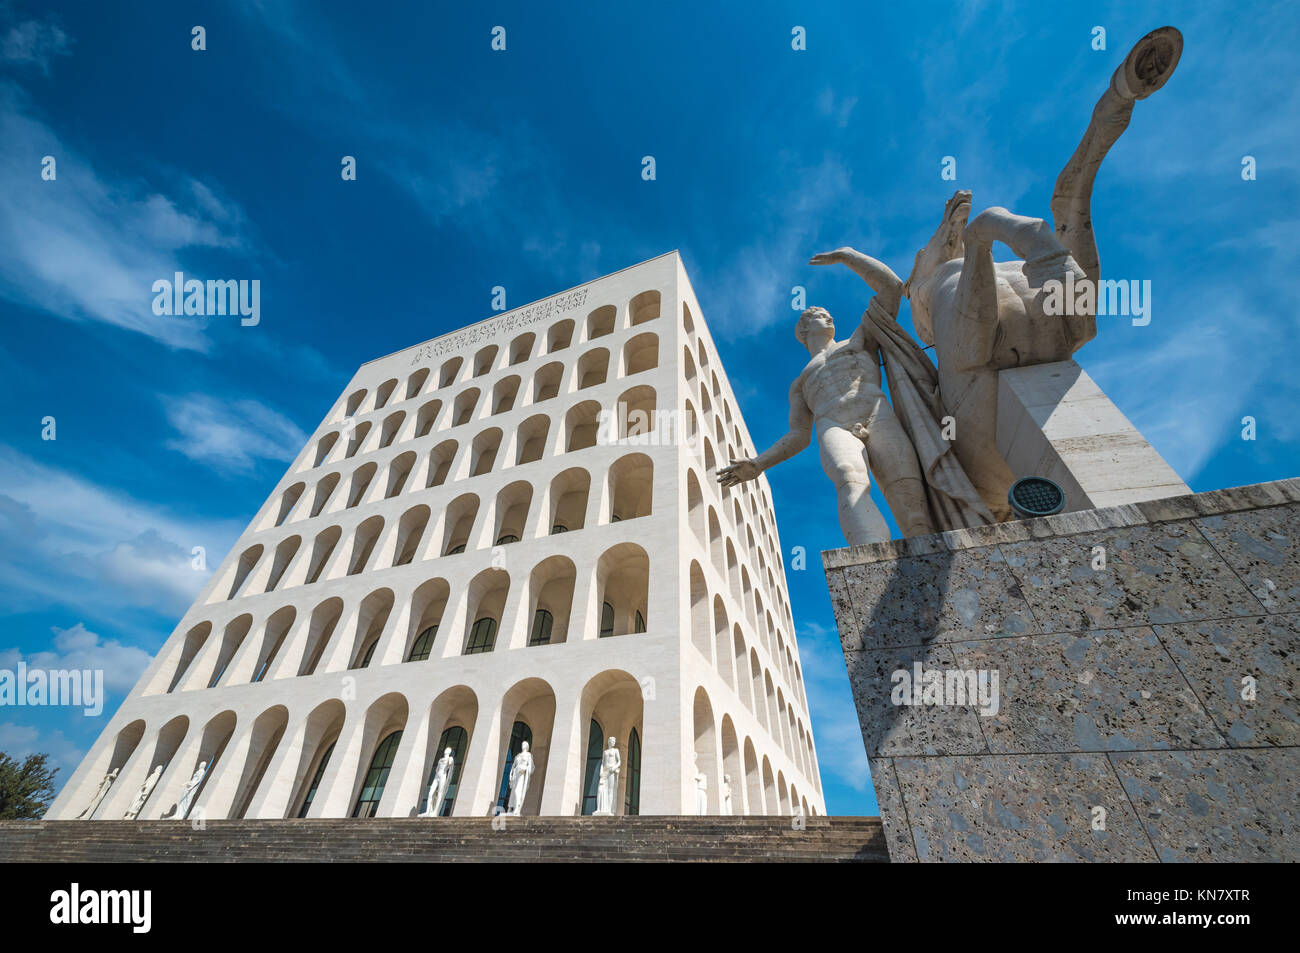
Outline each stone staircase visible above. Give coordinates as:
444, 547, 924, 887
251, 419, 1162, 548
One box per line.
0, 816, 888, 862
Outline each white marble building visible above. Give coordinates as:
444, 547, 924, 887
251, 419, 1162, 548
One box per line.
48, 252, 826, 820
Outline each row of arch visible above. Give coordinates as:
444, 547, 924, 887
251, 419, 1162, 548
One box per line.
327, 290, 663, 431
161, 544, 653, 695
224, 454, 654, 605
692, 685, 817, 814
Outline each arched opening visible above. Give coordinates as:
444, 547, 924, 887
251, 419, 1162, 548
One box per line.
490, 481, 533, 544
384, 451, 417, 498
629, 289, 660, 326
226, 545, 263, 599
469, 427, 502, 476
721, 716, 741, 815
577, 670, 645, 817
606, 452, 652, 522
494, 678, 557, 816
546, 319, 574, 354
525, 555, 576, 647
621, 331, 658, 376
263, 535, 301, 592
594, 543, 649, 638
303, 525, 341, 584
251, 606, 296, 683
378, 411, 405, 448
491, 375, 520, 415
438, 356, 463, 389
298, 597, 343, 676
689, 562, 712, 662
418, 685, 478, 816
391, 504, 430, 566
344, 462, 377, 508
575, 348, 609, 390
346, 516, 384, 575
374, 378, 398, 410
425, 439, 457, 488
438, 493, 479, 556
743, 738, 761, 815
616, 385, 656, 443
414, 398, 443, 438
308, 472, 339, 517
546, 467, 589, 534
230, 706, 290, 819
472, 344, 498, 377
508, 332, 535, 366
514, 414, 550, 465
350, 693, 409, 817
166, 623, 211, 692
462, 568, 509, 655
405, 367, 430, 401
692, 687, 718, 814
451, 388, 480, 427
272, 482, 304, 527
348, 588, 394, 669
345, 421, 372, 459
403, 578, 450, 661
585, 305, 616, 340
531, 361, 563, 403
312, 431, 339, 468
563, 401, 601, 452
206, 614, 252, 688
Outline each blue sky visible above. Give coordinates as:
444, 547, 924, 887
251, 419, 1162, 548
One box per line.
1, 1, 1296, 815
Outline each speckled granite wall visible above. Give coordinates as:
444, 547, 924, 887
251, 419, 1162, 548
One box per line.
823, 478, 1300, 862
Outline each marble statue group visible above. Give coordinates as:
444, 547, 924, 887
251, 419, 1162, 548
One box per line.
719, 27, 1183, 544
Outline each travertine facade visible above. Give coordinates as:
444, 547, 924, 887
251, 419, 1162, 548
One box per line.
49, 252, 825, 821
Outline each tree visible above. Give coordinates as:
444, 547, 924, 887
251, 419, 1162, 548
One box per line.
0, 752, 58, 819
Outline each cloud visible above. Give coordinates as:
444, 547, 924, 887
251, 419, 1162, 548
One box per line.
0, 84, 251, 351
0, 446, 239, 618
0, 721, 84, 781
163, 394, 308, 475
0, 623, 151, 695
0, 12, 70, 75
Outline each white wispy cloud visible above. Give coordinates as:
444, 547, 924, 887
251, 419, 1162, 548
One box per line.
163, 394, 308, 475
0, 623, 151, 695
0, 10, 70, 74
0, 721, 84, 781
0, 446, 240, 619
0, 83, 251, 350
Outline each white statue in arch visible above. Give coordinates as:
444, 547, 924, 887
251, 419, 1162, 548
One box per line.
77, 767, 118, 820
694, 761, 708, 816
124, 764, 163, 820
507, 741, 534, 817
721, 774, 733, 816
594, 737, 621, 816
420, 747, 456, 818
166, 761, 208, 820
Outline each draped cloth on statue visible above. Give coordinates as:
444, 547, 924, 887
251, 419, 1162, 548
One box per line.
863, 297, 995, 531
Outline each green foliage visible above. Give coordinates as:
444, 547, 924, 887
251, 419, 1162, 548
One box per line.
0, 751, 59, 819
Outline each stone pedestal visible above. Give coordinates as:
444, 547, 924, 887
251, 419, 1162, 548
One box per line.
997, 360, 1190, 511
823, 478, 1300, 862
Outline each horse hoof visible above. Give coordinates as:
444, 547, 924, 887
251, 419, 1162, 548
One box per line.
1115, 26, 1183, 101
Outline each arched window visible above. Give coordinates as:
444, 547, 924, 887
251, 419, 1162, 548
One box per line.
352, 730, 402, 817
624, 728, 641, 816
407, 625, 437, 662
599, 602, 615, 638
580, 719, 604, 815
634, 610, 646, 633
297, 741, 335, 818
495, 721, 533, 813
445, 542, 466, 555
421, 725, 468, 817
495, 534, 519, 545
551, 524, 568, 534
529, 609, 553, 646
465, 617, 497, 655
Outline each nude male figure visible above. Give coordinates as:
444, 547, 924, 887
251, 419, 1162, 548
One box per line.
718, 271, 935, 544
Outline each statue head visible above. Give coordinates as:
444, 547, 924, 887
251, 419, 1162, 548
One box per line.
794, 306, 835, 350
903, 190, 971, 345
444, 747, 454, 758
607, 737, 617, 748
520, 741, 529, 753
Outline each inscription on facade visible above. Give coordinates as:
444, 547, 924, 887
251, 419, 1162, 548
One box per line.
408, 287, 590, 366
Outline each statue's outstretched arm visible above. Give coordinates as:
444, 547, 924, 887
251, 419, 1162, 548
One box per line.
718, 380, 812, 486
810, 248, 903, 318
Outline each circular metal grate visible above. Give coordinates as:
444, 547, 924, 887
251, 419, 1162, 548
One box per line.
1008, 476, 1066, 518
